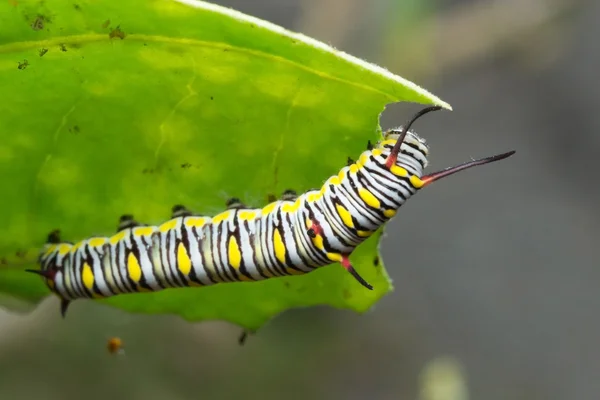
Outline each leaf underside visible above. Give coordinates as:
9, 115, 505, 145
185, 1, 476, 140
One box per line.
0, 0, 449, 330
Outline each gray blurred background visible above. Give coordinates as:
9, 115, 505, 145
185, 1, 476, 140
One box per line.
1, 0, 598, 399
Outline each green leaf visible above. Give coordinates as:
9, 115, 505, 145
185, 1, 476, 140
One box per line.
0, 0, 450, 331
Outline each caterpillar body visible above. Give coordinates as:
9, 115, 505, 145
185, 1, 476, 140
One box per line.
27, 106, 515, 317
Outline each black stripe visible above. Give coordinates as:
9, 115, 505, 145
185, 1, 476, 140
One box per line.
276, 214, 304, 274
238, 218, 259, 281
110, 241, 130, 293
247, 217, 269, 280
209, 223, 228, 283
181, 222, 204, 286
283, 211, 316, 272
142, 233, 166, 290
130, 236, 154, 291
193, 225, 219, 284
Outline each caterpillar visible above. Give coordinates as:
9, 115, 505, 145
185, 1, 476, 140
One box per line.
26, 106, 515, 318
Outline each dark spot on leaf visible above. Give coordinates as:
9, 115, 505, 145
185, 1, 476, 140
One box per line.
283, 281, 290, 288
109, 25, 125, 40
15, 250, 26, 259
73, 3, 81, 11
39, 48, 48, 57
142, 168, 154, 174
210, 96, 214, 100
69, 125, 80, 134
31, 14, 48, 31
0, 257, 7, 265
59, 43, 67, 52
143, 43, 147, 46
373, 256, 379, 267
70, 42, 82, 49
101, 19, 110, 29
343, 289, 352, 299
266, 194, 276, 203
181, 163, 191, 169
18, 60, 29, 70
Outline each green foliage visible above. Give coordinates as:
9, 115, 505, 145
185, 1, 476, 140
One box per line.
0, 0, 450, 330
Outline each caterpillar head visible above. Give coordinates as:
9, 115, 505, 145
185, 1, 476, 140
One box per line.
384, 105, 515, 189
382, 127, 430, 173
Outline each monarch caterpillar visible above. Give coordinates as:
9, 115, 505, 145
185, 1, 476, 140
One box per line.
26, 106, 515, 317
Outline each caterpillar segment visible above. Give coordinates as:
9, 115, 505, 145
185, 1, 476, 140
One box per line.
26, 105, 516, 318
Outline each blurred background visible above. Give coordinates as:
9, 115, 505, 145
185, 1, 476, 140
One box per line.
1, 0, 598, 399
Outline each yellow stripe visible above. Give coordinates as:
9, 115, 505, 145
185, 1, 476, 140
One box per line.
109, 231, 125, 245
127, 253, 142, 283
273, 228, 286, 264
312, 234, 325, 250
185, 217, 206, 228
326, 252, 343, 262
390, 165, 408, 177
307, 191, 323, 202
357, 230, 372, 238
82, 262, 94, 290
410, 175, 425, 188
159, 219, 178, 233
212, 210, 231, 223
359, 153, 369, 166
371, 149, 383, 157
82, 262, 103, 299
328, 175, 341, 186
177, 242, 192, 275
358, 188, 381, 209
58, 244, 71, 256
336, 204, 354, 228
238, 210, 257, 220
228, 235, 242, 269
261, 202, 277, 216
133, 227, 155, 237
282, 201, 300, 213
89, 237, 107, 247
383, 209, 396, 218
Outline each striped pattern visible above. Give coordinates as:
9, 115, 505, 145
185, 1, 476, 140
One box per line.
36, 128, 429, 303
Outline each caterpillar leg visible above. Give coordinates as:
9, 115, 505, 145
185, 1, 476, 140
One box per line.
307, 219, 373, 290
117, 214, 140, 232
60, 298, 71, 318
238, 329, 250, 346
366, 140, 373, 150
281, 189, 297, 201
346, 157, 354, 166
226, 198, 246, 209
24, 267, 72, 318
47, 229, 61, 244
172, 204, 192, 218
